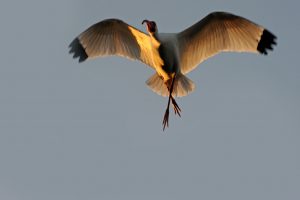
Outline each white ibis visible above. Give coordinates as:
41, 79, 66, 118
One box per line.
69, 11, 277, 130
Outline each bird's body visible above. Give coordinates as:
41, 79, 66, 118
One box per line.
69, 11, 277, 130
155, 33, 180, 74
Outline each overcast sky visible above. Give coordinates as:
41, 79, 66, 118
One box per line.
0, 0, 299, 200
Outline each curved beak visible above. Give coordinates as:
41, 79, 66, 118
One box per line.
142, 19, 149, 25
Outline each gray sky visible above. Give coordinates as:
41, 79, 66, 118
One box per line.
0, 0, 299, 199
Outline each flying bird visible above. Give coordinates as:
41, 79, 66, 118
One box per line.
69, 11, 277, 130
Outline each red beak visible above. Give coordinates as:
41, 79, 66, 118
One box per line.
142, 20, 156, 33
142, 19, 149, 25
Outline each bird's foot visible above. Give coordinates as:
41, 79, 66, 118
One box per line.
171, 97, 181, 117
162, 108, 169, 131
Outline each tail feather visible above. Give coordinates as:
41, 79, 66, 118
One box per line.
146, 73, 195, 97
146, 73, 169, 97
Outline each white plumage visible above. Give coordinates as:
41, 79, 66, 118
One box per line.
69, 11, 277, 130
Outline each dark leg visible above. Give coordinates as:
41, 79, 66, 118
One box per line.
157, 73, 181, 116
162, 75, 178, 131
171, 96, 181, 117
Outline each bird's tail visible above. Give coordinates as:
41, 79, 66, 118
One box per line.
146, 73, 195, 97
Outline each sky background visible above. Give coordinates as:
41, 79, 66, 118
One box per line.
0, 0, 299, 199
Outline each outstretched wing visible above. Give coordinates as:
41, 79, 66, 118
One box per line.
177, 12, 277, 74
69, 19, 154, 68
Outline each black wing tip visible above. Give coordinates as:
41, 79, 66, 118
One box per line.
69, 38, 88, 63
257, 29, 277, 55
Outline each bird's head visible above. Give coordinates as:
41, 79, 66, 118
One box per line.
142, 20, 157, 34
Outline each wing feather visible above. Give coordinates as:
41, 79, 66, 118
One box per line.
69, 19, 154, 68
177, 12, 277, 74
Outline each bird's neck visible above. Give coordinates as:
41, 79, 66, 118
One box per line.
150, 32, 161, 47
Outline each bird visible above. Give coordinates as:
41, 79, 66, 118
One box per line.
69, 11, 277, 130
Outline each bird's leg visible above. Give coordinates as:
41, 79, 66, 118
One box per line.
162, 74, 177, 131
171, 96, 181, 117
166, 76, 181, 117
157, 72, 180, 115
